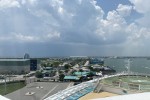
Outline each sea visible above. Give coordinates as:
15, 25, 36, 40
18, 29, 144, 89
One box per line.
104, 58, 150, 74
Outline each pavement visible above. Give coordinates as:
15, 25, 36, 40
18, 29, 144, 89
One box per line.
5, 82, 70, 100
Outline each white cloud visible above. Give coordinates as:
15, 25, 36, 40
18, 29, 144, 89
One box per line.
0, 0, 150, 56
116, 4, 133, 17
0, 0, 148, 45
127, 23, 147, 41
0, 0, 20, 9
14, 33, 37, 42
129, 0, 150, 13
94, 10, 128, 45
129, 0, 150, 27
21, 0, 37, 5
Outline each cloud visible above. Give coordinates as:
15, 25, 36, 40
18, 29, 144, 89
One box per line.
0, 0, 150, 56
95, 10, 127, 44
0, 0, 130, 45
116, 4, 133, 17
0, 0, 20, 9
0, 0, 105, 44
129, 0, 150, 27
129, 0, 150, 13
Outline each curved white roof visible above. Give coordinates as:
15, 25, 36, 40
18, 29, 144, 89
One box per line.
0, 95, 11, 100
92, 92, 150, 100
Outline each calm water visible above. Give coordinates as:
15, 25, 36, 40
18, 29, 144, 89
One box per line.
104, 58, 150, 74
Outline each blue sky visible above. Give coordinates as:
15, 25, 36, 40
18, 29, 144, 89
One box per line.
0, 0, 150, 57
97, 0, 132, 13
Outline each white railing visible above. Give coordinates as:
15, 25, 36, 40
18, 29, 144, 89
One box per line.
44, 71, 150, 100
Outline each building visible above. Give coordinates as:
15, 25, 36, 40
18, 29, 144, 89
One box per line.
64, 76, 80, 81
30, 59, 40, 71
0, 59, 30, 74
42, 67, 56, 77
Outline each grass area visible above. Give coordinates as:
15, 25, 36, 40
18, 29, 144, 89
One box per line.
102, 75, 150, 91
0, 81, 26, 95
103, 75, 150, 85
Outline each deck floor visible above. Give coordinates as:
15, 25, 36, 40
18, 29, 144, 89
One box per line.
79, 92, 118, 100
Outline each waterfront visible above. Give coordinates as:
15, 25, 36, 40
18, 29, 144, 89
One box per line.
104, 58, 150, 74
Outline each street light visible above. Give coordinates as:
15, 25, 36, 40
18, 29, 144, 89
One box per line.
4, 74, 6, 95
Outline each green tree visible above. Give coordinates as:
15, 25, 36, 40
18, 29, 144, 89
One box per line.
59, 74, 65, 81
41, 62, 47, 67
64, 64, 71, 70
53, 61, 60, 67
35, 71, 43, 78
71, 70, 76, 75
79, 69, 83, 72
58, 70, 63, 75
89, 66, 94, 71
65, 69, 69, 74
79, 69, 83, 76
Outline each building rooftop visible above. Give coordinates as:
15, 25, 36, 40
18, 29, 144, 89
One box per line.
74, 72, 90, 76
64, 76, 80, 80
0, 59, 29, 61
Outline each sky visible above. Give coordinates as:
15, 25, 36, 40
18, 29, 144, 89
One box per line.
0, 0, 150, 57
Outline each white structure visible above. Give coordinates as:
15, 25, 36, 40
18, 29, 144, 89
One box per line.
125, 59, 131, 74
44, 73, 127, 100
92, 92, 150, 100
44, 79, 96, 100
0, 95, 11, 100
84, 61, 90, 66
44, 72, 150, 100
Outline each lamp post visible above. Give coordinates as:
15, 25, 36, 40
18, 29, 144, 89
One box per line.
125, 59, 131, 75
4, 74, 7, 95
24, 67, 28, 85
127, 59, 131, 75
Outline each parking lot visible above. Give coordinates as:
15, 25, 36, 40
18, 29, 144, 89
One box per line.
5, 82, 71, 100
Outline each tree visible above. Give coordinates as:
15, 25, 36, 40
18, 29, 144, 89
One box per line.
59, 74, 65, 81
89, 66, 94, 71
64, 64, 71, 70
53, 61, 60, 67
79, 69, 84, 76
58, 70, 63, 74
35, 71, 43, 78
41, 62, 47, 67
71, 70, 77, 75
65, 69, 69, 75
79, 69, 83, 72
